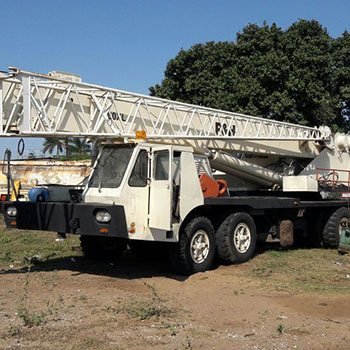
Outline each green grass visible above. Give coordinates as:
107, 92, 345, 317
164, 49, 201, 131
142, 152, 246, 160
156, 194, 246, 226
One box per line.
0, 221, 80, 268
246, 247, 350, 294
1, 218, 350, 296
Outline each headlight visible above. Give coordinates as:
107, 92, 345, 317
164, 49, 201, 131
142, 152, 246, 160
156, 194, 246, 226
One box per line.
95, 210, 111, 223
6, 206, 17, 217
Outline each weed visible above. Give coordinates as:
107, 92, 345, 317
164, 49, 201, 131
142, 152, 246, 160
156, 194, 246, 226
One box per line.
73, 294, 88, 303
45, 300, 61, 316
79, 294, 88, 302
128, 304, 164, 320
17, 307, 46, 327
165, 323, 177, 336
123, 283, 174, 320
276, 324, 284, 334
184, 336, 193, 349
144, 282, 162, 303
15, 271, 46, 327
8, 325, 21, 337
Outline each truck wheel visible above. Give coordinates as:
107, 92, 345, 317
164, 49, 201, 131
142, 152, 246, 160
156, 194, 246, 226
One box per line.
217, 212, 257, 264
169, 216, 215, 275
80, 235, 127, 260
322, 207, 350, 248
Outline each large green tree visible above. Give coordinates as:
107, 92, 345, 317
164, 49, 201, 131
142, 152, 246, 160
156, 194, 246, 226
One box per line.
332, 31, 350, 128
150, 20, 350, 131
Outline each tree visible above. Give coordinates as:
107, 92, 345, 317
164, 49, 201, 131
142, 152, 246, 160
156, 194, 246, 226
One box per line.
68, 138, 91, 155
150, 20, 350, 131
282, 20, 334, 126
150, 41, 237, 109
332, 31, 350, 130
42, 138, 65, 156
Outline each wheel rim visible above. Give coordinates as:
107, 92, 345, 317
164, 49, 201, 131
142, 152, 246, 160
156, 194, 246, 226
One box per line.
339, 217, 349, 236
233, 223, 251, 253
190, 230, 210, 264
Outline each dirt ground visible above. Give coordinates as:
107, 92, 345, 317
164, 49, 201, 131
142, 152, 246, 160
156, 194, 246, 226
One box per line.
0, 232, 350, 350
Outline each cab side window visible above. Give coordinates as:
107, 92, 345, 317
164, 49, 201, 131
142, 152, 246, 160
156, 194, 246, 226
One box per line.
129, 150, 148, 187
154, 150, 169, 180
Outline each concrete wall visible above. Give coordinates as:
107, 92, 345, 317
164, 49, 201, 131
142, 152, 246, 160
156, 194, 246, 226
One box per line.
0, 159, 92, 190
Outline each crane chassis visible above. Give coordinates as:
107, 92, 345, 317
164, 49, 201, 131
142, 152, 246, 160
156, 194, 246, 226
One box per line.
1, 67, 350, 274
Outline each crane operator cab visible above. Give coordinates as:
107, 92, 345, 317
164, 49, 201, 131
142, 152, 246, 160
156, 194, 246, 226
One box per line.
83, 142, 204, 242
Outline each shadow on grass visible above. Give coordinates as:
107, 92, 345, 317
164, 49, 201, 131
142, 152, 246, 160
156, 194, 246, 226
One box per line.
0, 236, 323, 281
0, 250, 188, 282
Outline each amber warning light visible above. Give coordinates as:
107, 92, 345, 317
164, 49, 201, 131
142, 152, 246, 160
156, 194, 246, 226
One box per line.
135, 130, 147, 140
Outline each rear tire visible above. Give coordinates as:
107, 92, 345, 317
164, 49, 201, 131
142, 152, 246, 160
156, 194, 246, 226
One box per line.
322, 207, 350, 248
217, 212, 257, 264
80, 235, 127, 260
169, 216, 215, 275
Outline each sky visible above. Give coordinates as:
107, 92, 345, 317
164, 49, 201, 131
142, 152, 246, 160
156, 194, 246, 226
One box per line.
1, 0, 349, 158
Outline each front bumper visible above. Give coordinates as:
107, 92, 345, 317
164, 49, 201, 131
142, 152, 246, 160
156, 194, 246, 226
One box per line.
2, 201, 128, 238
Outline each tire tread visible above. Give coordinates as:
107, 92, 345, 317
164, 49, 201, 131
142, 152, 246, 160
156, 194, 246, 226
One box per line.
217, 212, 257, 264
323, 207, 350, 248
169, 216, 215, 275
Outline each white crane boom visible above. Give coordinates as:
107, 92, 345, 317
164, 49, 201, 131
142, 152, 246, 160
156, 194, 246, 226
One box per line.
0, 67, 330, 146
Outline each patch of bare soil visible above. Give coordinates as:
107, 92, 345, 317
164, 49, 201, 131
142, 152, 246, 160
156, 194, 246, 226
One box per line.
0, 251, 349, 350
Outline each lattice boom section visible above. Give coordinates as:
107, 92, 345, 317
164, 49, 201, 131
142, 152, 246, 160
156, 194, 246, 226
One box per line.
0, 69, 330, 142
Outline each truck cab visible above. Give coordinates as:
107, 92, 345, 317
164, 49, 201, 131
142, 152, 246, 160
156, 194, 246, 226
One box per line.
84, 142, 204, 242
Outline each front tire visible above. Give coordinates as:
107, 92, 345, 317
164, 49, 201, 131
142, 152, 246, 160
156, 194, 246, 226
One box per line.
169, 216, 215, 275
80, 235, 127, 260
217, 212, 257, 264
323, 207, 350, 248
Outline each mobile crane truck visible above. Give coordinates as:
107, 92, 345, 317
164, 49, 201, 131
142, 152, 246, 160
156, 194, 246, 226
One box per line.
1, 67, 350, 275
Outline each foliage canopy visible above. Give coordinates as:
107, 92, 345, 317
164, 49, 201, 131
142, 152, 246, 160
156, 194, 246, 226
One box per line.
42, 138, 91, 157
150, 20, 350, 131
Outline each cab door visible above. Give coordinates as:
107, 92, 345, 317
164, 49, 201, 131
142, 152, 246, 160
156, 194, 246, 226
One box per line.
126, 147, 150, 235
149, 146, 172, 230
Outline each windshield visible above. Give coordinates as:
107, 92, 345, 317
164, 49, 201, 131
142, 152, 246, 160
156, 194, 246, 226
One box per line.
89, 146, 134, 188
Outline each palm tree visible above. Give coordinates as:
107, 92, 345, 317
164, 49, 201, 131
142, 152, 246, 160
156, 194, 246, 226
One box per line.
42, 138, 65, 156
68, 138, 91, 155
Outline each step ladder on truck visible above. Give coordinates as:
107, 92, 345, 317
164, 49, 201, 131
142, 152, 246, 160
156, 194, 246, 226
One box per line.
1, 67, 350, 274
